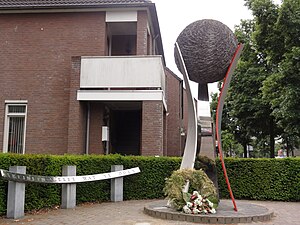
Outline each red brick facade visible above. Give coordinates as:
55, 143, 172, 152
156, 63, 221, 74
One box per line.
165, 68, 183, 156
141, 101, 164, 156
0, 7, 187, 156
88, 103, 105, 155
0, 12, 106, 154
137, 11, 148, 55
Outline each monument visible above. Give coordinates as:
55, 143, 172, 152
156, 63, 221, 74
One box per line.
174, 19, 243, 211
145, 19, 273, 223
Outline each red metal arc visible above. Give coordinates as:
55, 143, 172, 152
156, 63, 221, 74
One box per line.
216, 44, 244, 212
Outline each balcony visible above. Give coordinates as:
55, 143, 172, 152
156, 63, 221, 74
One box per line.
80, 55, 165, 92
78, 55, 167, 110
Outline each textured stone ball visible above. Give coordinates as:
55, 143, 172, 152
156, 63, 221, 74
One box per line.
175, 19, 238, 84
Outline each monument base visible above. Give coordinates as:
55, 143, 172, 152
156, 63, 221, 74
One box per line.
144, 200, 274, 224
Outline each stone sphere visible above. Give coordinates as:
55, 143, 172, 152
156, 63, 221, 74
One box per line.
175, 19, 238, 84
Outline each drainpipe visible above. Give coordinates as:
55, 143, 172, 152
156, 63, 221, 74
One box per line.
85, 102, 90, 155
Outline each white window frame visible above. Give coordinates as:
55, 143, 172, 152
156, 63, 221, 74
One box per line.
3, 100, 28, 154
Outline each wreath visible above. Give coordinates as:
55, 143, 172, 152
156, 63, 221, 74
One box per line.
164, 168, 218, 211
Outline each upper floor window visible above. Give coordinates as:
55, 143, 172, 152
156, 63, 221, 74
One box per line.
3, 101, 27, 154
106, 11, 138, 56
107, 22, 137, 56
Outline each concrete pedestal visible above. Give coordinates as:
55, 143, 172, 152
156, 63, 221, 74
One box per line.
7, 166, 26, 219
111, 165, 123, 202
61, 166, 76, 209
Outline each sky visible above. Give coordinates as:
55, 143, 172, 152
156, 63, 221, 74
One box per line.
151, 0, 254, 116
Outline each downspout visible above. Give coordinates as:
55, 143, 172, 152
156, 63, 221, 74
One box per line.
85, 102, 90, 155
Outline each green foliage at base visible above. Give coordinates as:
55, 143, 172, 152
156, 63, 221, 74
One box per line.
0, 154, 181, 215
216, 158, 300, 201
164, 169, 217, 210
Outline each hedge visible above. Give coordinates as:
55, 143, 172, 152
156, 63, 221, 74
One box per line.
216, 158, 300, 201
0, 154, 299, 215
0, 154, 181, 215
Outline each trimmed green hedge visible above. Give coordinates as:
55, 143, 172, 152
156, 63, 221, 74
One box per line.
216, 158, 300, 201
0, 154, 299, 215
0, 154, 180, 215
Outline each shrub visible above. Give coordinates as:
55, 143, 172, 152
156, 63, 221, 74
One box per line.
0, 154, 299, 215
216, 157, 300, 201
0, 153, 181, 215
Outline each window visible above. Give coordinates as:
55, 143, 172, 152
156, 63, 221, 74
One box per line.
3, 102, 27, 154
106, 22, 137, 56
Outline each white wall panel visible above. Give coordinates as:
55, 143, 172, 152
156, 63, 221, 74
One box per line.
106, 11, 137, 22
80, 56, 165, 92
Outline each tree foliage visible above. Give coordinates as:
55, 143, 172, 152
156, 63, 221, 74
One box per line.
211, 0, 300, 157
262, 47, 300, 136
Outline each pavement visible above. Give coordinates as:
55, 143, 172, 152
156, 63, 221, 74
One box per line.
0, 199, 299, 225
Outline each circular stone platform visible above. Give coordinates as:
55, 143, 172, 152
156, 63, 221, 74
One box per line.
144, 200, 274, 224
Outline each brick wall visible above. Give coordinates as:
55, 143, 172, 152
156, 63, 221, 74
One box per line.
88, 103, 105, 154
165, 68, 183, 156
0, 12, 106, 154
136, 10, 148, 55
0, 10, 178, 156
141, 101, 164, 156
68, 57, 86, 154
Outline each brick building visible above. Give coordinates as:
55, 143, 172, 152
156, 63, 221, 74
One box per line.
0, 0, 189, 156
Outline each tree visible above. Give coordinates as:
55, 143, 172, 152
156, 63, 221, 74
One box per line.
210, 0, 299, 158
246, 0, 285, 66
227, 17, 278, 158
221, 130, 244, 157
260, 0, 300, 153
262, 48, 300, 136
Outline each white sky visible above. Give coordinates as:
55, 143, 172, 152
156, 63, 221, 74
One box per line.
151, 0, 254, 116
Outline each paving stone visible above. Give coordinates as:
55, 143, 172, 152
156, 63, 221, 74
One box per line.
160, 212, 167, 219
0, 199, 299, 225
166, 212, 172, 220
193, 216, 203, 223
177, 214, 186, 221
201, 217, 210, 223
225, 217, 234, 224
209, 217, 217, 223
185, 214, 195, 222
239, 217, 248, 223
232, 217, 240, 223
217, 217, 225, 223
154, 211, 160, 218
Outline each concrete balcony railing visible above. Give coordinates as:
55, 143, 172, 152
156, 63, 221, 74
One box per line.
80, 55, 165, 93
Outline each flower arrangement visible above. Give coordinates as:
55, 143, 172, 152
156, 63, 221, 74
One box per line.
164, 169, 218, 211
182, 191, 216, 214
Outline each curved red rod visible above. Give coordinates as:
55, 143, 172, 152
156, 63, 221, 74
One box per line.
216, 44, 244, 211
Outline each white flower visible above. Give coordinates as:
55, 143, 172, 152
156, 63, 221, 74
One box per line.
192, 208, 200, 214
183, 205, 192, 214
210, 208, 216, 214
208, 201, 214, 208
187, 202, 193, 208
195, 199, 202, 206
198, 195, 203, 201
195, 200, 203, 206
203, 209, 208, 214
192, 191, 200, 197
